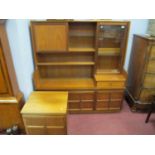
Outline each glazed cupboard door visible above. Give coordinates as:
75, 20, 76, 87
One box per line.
32, 22, 68, 52
96, 23, 128, 74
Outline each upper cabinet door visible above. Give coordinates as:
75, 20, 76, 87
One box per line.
0, 60, 8, 94
32, 23, 68, 52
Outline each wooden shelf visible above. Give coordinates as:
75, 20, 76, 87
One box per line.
35, 77, 95, 90
69, 47, 96, 52
37, 62, 95, 66
98, 48, 120, 56
96, 69, 120, 74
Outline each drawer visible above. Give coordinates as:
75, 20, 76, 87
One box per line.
150, 46, 155, 58
80, 101, 93, 110
26, 126, 45, 135
146, 60, 155, 73
97, 82, 125, 89
143, 74, 155, 88
69, 91, 94, 101
68, 101, 80, 111
96, 92, 110, 100
140, 89, 155, 102
80, 92, 94, 101
46, 126, 66, 135
109, 101, 122, 109
46, 116, 66, 126
111, 92, 124, 100
96, 101, 109, 110
24, 116, 45, 126
68, 93, 80, 101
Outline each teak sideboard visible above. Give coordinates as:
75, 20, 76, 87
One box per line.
30, 20, 130, 113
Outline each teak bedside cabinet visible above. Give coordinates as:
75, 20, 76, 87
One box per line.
21, 91, 68, 135
30, 20, 130, 113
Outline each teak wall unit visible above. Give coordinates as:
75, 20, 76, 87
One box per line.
127, 35, 155, 110
0, 20, 24, 130
31, 20, 130, 113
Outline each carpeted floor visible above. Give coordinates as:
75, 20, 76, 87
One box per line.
67, 101, 155, 135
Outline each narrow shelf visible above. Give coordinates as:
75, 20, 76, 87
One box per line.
69, 47, 96, 52
96, 69, 120, 74
98, 48, 120, 56
37, 62, 95, 66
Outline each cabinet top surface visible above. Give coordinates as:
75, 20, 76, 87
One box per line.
135, 34, 155, 41
95, 74, 126, 82
21, 91, 68, 114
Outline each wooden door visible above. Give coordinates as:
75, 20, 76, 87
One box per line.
33, 23, 68, 52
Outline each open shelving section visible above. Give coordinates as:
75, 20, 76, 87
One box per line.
31, 20, 130, 113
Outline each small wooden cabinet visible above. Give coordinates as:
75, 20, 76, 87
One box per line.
31, 20, 130, 113
21, 91, 68, 135
0, 20, 24, 131
127, 35, 155, 109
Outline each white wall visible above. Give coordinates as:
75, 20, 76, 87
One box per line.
6, 19, 34, 100
124, 19, 149, 70
6, 19, 149, 99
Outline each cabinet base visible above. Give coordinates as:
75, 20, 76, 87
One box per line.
125, 90, 151, 112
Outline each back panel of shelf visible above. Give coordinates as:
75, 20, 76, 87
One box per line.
68, 22, 97, 51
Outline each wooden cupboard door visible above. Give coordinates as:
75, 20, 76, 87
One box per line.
26, 126, 45, 135
109, 101, 122, 110
96, 101, 109, 111
46, 126, 66, 135
80, 101, 94, 111
0, 61, 8, 94
33, 23, 68, 52
68, 101, 80, 112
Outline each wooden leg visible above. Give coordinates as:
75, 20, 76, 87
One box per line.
145, 110, 152, 123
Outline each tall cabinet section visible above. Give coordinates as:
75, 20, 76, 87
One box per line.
127, 35, 155, 110
31, 20, 130, 113
0, 20, 24, 130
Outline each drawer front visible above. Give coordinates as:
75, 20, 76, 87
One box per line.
96, 92, 110, 100
46, 126, 66, 135
80, 92, 94, 101
140, 89, 155, 102
109, 101, 122, 110
46, 116, 65, 126
96, 101, 109, 110
146, 60, 155, 73
68, 93, 80, 101
68, 101, 80, 111
97, 82, 125, 89
69, 91, 94, 101
150, 46, 155, 58
24, 116, 45, 126
26, 126, 45, 135
80, 101, 94, 110
111, 92, 124, 100
143, 74, 155, 88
